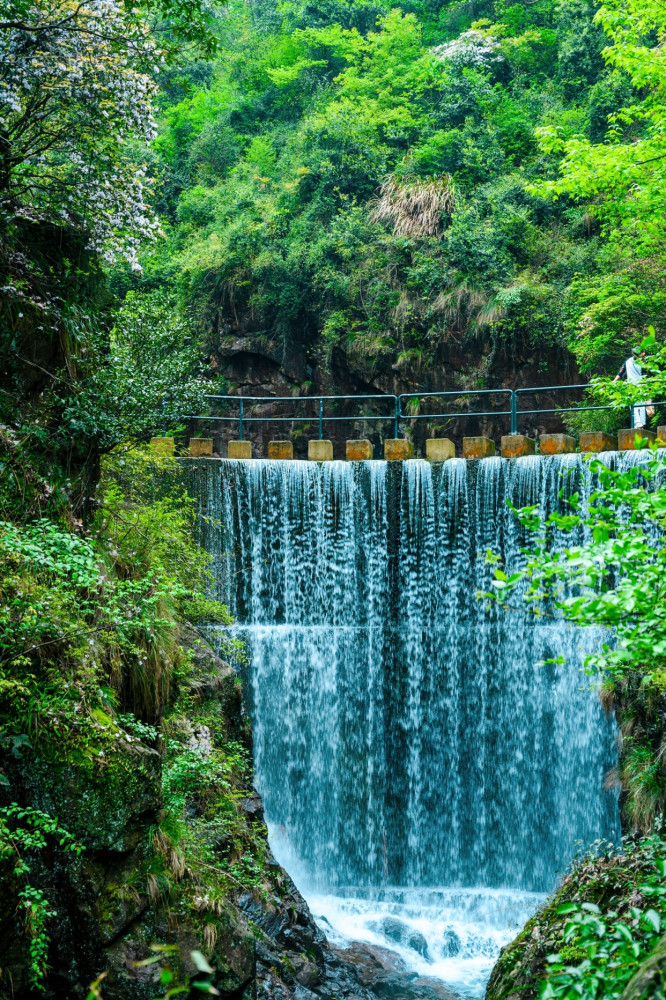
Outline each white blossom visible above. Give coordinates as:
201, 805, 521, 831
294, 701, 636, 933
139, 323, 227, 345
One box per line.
431, 30, 502, 70
0, 0, 160, 268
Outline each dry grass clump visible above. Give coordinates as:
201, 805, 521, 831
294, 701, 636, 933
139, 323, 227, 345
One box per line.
371, 175, 455, 237
432, 280, 490, 327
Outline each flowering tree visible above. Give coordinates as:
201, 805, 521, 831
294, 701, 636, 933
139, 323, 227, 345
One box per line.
431, 29, 502, 70
0, 0, 161, 271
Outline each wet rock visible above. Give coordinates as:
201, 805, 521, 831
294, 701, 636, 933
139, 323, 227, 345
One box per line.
370, 917, 430, 960
332, 941, 411, 987
331, 941, 462, 1000
406, 931, 429, 960
377, 976, 460, 1000
441, 930, 460, 957
103, 902, 255, 1000
374, 916, 408, 944
291, 954, 319, 988
17, 741, 162, 851
239, 789, 265, 823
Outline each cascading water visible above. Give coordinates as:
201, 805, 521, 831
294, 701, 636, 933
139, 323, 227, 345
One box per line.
185, 454, 622, 997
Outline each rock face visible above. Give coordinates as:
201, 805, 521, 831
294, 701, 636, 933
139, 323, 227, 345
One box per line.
206, 332, 581, 460
0, 628, 440, 1000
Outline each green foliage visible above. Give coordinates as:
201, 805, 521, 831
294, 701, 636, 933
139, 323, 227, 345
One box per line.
141, 0, 227, 58
523, 0, 666, 382
532, 0, 666, 256
0, 444, 228, 745
486, 451, 666, 681
85, 946, 219, 999
160, 726, 266, 893
0, 805, 82, 987
144, 0, 629, 376
56, 291, 216, 450
540, 852, 666, 999
0, 436, 265, 990
0, 513, 179, 725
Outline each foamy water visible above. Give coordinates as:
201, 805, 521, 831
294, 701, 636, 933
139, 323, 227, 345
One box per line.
268, 822, 543, 997
307, 886, 543, 996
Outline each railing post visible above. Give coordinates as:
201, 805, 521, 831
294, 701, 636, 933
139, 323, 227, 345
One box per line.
394, 396, 400, 439
161, 396, 166, 437
630, 404, 634, 429
319, 398, 323, 440
239, 398, 244, 441
510, 391, 518, 435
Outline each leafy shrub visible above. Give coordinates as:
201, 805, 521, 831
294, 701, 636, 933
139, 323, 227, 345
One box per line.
0, 444, 229, 741
541, 847, 666, 999
0, 806, 82, 987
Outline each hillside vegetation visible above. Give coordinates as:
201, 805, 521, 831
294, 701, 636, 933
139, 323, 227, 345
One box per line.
136, 0, 665, 398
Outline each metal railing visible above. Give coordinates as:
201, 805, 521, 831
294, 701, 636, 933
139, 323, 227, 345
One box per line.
165, 383, 661, 439
189, 393, 402, 440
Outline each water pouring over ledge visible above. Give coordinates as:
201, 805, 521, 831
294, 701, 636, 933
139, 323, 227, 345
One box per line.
184, 455, 623, 997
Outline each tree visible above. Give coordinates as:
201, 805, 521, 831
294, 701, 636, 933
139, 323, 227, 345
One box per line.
0, 0, 161, 271
532, 0, 666, 256
57, 290, 214, 450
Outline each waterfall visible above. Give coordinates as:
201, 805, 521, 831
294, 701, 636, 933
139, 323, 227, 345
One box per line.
185, 455, 621, 996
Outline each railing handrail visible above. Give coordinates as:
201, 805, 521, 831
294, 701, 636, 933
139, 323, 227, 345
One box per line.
203, 393, 393, 402
514, 384, 588, 394
159, 383, 658, 438
399, 388, 515, 397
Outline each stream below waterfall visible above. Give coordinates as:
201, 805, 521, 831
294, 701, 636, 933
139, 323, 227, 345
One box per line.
187, 455, 628, 997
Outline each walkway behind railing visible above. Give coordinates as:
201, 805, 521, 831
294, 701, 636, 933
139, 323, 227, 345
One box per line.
162, 384, 654, 439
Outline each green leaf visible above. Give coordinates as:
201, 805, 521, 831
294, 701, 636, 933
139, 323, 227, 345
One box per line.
190, 951, 213, 974
556, 902, 579, 914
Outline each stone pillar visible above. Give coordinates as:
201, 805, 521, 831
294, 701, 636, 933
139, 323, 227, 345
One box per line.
189, 437, 213, 457
308, 440, 333, 461
425, 438, 455, 461
539, 433, 575, 455
579, 432, 617, 453
463, 436, 495, 459
228, 441, 252, 459
500, 435, 535, 458
346, 440, 373, 461
618, 428, 656, 450
268, 441, 294, 460
149, 436, 175, 456
384, 439, 414, 460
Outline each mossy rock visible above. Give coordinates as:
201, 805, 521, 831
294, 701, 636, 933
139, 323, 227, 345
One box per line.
17, 742, 162, 851
103, 901, 255, 1000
